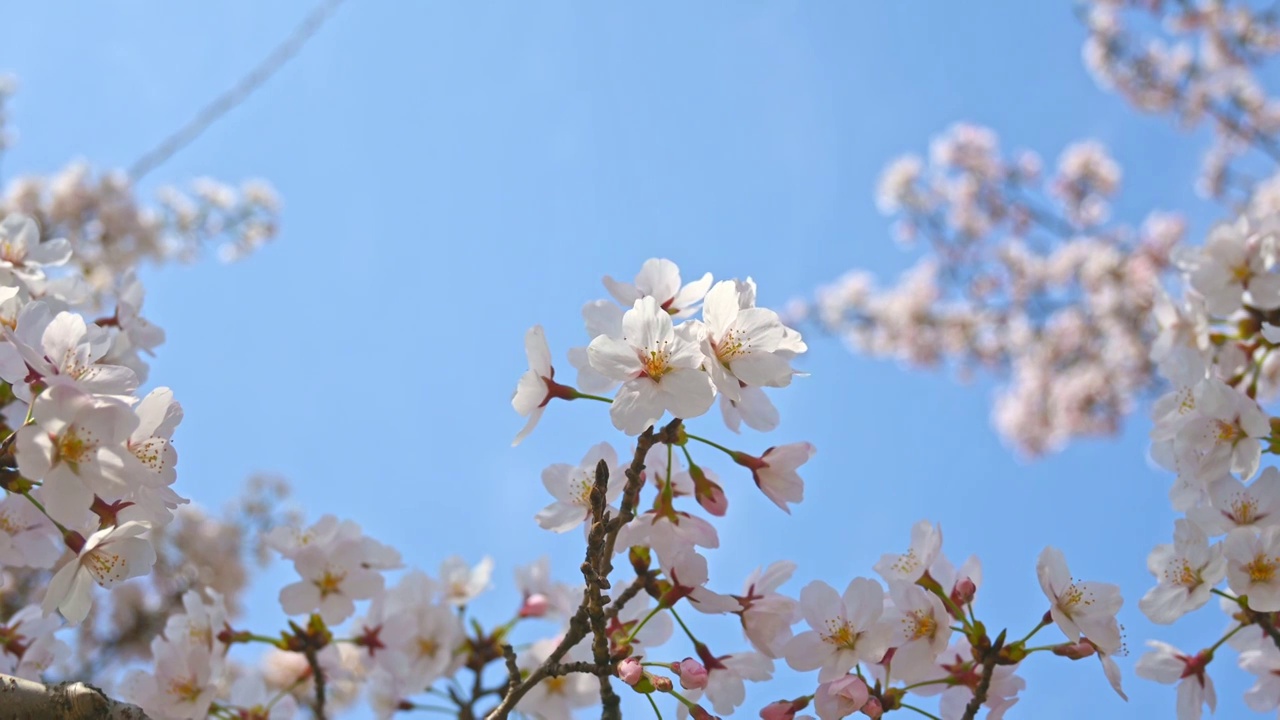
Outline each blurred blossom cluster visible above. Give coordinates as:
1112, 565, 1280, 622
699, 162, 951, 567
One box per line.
1081, 0, 1280, 203
0, 79, 279, 297
809, 123, 1183, 455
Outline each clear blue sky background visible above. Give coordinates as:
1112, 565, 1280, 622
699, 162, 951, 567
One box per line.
0, 2, 1250, 718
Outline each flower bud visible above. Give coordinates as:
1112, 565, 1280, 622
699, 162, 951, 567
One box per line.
860, 696, 884, 718
1051, 641, 1096, 660
690, 705, 719, 720
675, 657, 708, 689
759, 701, 797, 720
519, 593, 550, 618
617, 657, 643, 686
951, 577, 977, 607
689, 464, 729, 516
814, 675, 869, 720
696, 479, 728, 516
651, 675, 674, 692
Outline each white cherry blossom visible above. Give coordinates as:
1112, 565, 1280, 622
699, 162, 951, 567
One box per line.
736, 441, 816, 513
700, 279, 794, 402
0, 213, 71, 284
15, 383, 138, 526
1135, 641, 1215, 720
783, 578, 891, 683
0, 494, 60, 568
1036, 546, 1123, 653
567, 299, 624, 394
41, 520, 156, 624
1225, 525, 1280, 612
603, 258, 713, 318
734, 560, 799, 658
1189, 218, 1280, 316
1140, 518, 1226, 623
883, 582, 952, 681
875, 519, 943, 584
1240, 644, 1280, 713
122, 635, 223, 720
278, 541, 385, 624
440, 555, 494, 606
587, 296, 716, 434
512, 325, 575, 446
536, 442, 621, 533
1187, 469, 1280, 536
1175, 376, 1269, 482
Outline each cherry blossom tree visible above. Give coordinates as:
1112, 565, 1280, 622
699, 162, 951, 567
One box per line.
16, 1, 1280, 719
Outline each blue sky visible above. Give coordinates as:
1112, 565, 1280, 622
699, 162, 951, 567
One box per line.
0, 2, 1250, 718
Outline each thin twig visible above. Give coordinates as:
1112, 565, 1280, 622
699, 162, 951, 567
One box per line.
604, 572, 654, 622
303, 645, 327, 720
1253, 611, 1280, 652
960, 630, 1006, 720
127, 0, 348, 180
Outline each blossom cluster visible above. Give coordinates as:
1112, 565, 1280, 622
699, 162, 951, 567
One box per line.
1123, 206, 1280, 718
805, 123, 1182, 456
1080, 0, 1280, 206
0, 77, 279, 296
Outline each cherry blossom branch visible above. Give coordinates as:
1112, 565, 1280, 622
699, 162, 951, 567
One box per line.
546, 661, 616, 677
959, 630, 1006, 720
604, 571, 655, 622
489, 609, 591, 719
302, 645, 327, 720
489, 420, 681, 720
0, 673, 153, 719
586, 459, 622, 719
1249, 609, 1280, 652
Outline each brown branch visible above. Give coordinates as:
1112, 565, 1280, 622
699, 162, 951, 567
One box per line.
488, 609, 591, 719
0, 673, 152, 719
604, 572, 654, 622
303, 645, 327, 720
585, 459, 622, 719
488, 419, 682, 720
960, 630, 1006, 720
546, 661, 615, 677
1251, 610, 1280, 652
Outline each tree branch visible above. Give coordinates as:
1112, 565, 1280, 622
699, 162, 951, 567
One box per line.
0, 673, 152, 719
1252, 610, 1280, 652
488, 419, 682, 720
303, 645, 327, 720
585, 459, 622, 719
960, 630, 1005, 720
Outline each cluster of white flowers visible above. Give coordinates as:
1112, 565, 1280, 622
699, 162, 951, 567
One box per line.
496, 259, 1141, 720
0, 213, 181, 624
1135, 208, 1280, 719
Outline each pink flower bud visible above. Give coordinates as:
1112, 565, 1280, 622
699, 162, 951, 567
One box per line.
676, 657, 708, 689
860, 697, 884, 719
814, 675, 869, 720
519, 593, 550, 618
951, 577, 976, 607
696, 480, 729, 516
1052, 641, 1096, 660
759, 700, 797, 720
617, 657, 643, 686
